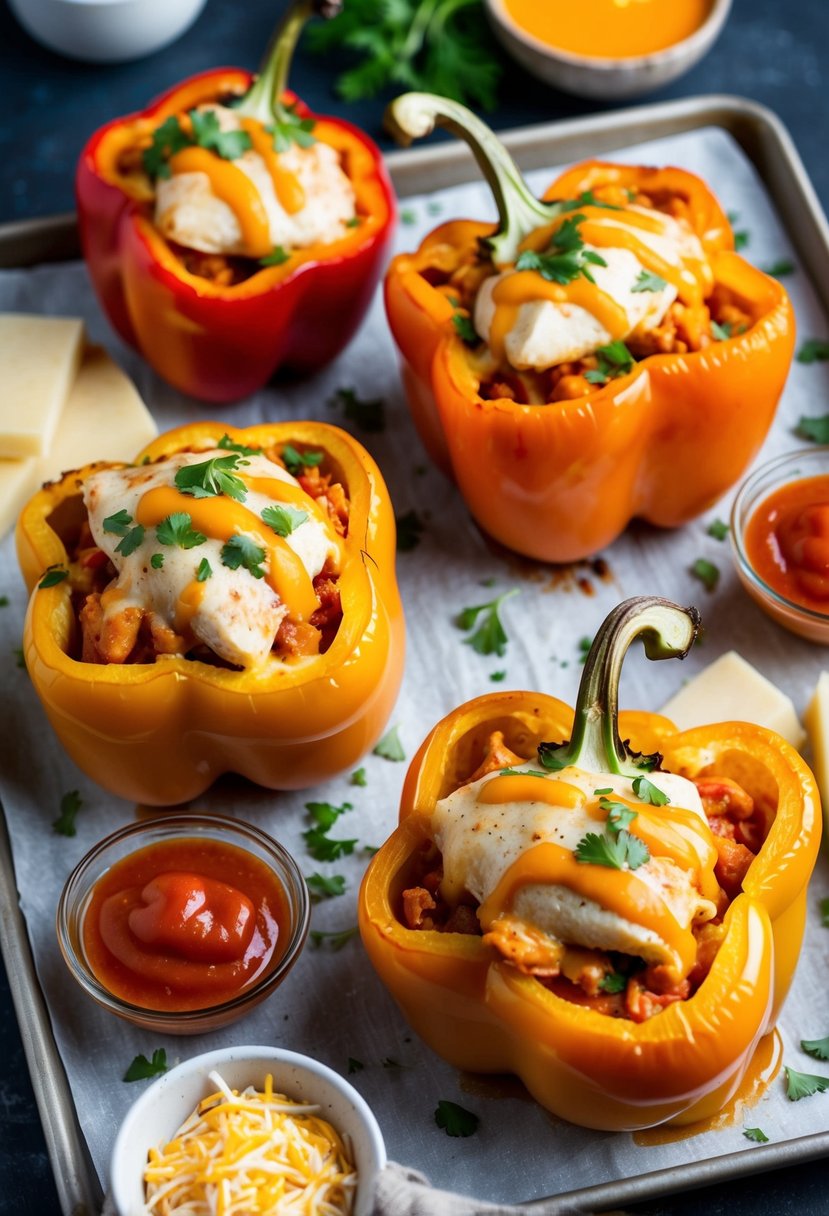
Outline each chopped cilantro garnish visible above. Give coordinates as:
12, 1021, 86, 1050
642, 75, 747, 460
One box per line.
796, 414, 829, 443
396, 509, 425, 552
762, 259, 795, 277
516, 215, 607, 286
156, 512, 206, 550
690, 557, 719, 592
260, 246, 291, 267
268, 103, 315, 153
190, 108, 252, 160
220, 535, 267, 579
559, 191, 622, 213
38, 566, 69, 589
309, 926, 358, 950
374, 725, 406, 762
711, 320, 733, 341
281, 444, 324, 476
801, 1036, 829, 1061
574, 828, 649, 871
142, 116, 190, 179
499, 767, 548, 778
785, 1066, 829, 1101
400, 209, 416, 225
102, 509, 133, 536
821, 896, 829, 927
733, 230, 749, 251
489, 670, 506, 682
434, 1099, 479, 1137
743, 1126, 769, 1143
329, 386, 385, 433
599, 796, 638, 833
599, 971, 627, 994
797, 340, 829, 364
124, 1048, 168, 1082
14, 647, 26, 670
451, 313, 478, 345
175, 453, 248, 501
537, 741, 568, 772
150, 553, 164, 569
305, 872, 347, 901
303, 799, 356, 862
52, 789, 82, 837
585, 341, 635, 385
350, 767, 367, 787
707, 518, 729, 541
0, 595, 8, 608
456, 588, 518, 658
345, 216, 361, 227
115, 525, 145, 557
631, 269, 667, 293
196, 558, 212, 582
217, 434, 263, 456
578, 635, 593, 664
632, 776, 669, 806
261, 504, 308, 537
427, 201, 443, 215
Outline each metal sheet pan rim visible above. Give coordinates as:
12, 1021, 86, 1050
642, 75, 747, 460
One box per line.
2, 91, 829, 1214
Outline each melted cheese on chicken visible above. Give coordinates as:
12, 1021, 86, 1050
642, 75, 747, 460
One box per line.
433, 764, 719, 981
83, 450, 341, 668
473, 203, 709, 372
155, 105, 356, 257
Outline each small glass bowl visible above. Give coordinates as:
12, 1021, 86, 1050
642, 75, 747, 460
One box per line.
57, 814, 310, 1034
730, 446, 829, 644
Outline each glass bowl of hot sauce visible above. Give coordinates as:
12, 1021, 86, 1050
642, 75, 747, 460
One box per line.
57, 814, 310, 1034
731, 447, 829, 644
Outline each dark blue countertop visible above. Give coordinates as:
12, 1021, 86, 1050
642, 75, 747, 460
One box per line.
1, 0, 828, 1212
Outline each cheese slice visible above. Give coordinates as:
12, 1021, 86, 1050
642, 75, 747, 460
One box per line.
804, 672, 829, 826
659, 651, 805, 749
0, 345, 157, 537
40, 345, 156, 482
0, 314, 84, 458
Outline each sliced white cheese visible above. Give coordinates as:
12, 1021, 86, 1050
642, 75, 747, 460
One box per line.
660, 651, 805, 749
0, 345, 157, 538
804, 672, 829, 824
40, 345, 156, 482
0, 314, 84, 458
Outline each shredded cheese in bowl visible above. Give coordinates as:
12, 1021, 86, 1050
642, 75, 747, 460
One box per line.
143, 1069, 357, 1215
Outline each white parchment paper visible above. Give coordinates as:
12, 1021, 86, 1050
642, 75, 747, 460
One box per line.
2, 125, 829, 1205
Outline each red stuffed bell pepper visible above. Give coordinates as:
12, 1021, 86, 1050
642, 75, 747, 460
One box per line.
76, 0, 395, 403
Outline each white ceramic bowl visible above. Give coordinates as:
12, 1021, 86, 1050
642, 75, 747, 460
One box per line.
8, 0, 208, 63
111, 1046, 386, 1216
484, 0, 732, 100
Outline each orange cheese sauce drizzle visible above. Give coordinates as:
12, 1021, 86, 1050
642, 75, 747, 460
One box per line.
488, 270, 629, 366
168, 146, 273, 259
503, 0, 712, 61
240, 474, 344, 564
239, 117, 305, 215
135, 485, 319, 621
478, 840, 697, 978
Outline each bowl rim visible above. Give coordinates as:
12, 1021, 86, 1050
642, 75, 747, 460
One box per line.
730, 445, 829, 628
56, 812, 311, 1027
110, 1045, 387, 1215
484, 0, 732, 71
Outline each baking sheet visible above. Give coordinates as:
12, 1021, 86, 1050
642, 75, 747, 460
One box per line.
2, 120, 829, 1208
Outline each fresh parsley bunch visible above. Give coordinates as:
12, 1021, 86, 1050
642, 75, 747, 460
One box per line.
304, 0, 503, 112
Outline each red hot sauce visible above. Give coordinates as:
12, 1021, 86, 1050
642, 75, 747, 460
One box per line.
744, 474, 829, 612
82, 838, 289, 1011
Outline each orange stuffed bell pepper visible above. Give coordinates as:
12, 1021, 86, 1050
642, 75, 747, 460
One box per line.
359, 597, 820, 1130
384, 94, 794, 562
76, 0, 395, 403
16, 421, 404, 806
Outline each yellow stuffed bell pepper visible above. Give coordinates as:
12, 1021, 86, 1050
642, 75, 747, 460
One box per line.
359, 597, 820, 1130
16, 421, 404, 805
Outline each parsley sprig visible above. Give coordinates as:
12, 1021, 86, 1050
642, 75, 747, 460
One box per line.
456, 588, 518, 658
574, 828, 649, 871
785, 1066, 829, 1101
175, 453, 249, 502
123, 1049, 168, 1082
516, 216, 607, 286
143, 109, 252, 180
303, 800, 357, 862
281, 445, 324, 476
373, 725, 406, 762
269, 103, 316, 152
585, 341, 635, 386
632, 776, 669, 806
156, 512, 206, 550
53, 790, 82, 837
632, 269, 667, 293
434, 1099, 479, 1137
221, 535, 267, 580
261, 504, 308, 537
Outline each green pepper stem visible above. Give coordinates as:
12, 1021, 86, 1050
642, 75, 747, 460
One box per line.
385, 92, 565, 265
236, 0, 341, 126
558, 597, 700, 778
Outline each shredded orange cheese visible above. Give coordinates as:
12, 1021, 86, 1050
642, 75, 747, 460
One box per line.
143, 1070, 357, 1215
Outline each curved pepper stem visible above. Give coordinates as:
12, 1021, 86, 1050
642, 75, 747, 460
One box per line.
385, 92, 569, 266
547, 597, 700, 778
236, 0, 341, 126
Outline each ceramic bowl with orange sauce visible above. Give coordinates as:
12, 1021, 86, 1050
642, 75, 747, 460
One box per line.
731, 447, 829, 644
57, 814, 310, 1033
485, 0, 732, 100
